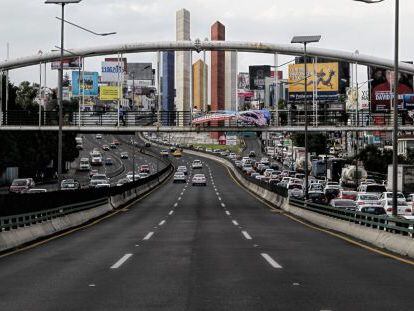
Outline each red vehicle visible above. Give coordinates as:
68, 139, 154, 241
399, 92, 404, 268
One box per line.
340, 190, 357, 201
140, 165, 150, 174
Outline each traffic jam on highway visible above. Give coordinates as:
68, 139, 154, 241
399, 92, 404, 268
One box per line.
146, 132, 414, 220
7, 134, 159, 193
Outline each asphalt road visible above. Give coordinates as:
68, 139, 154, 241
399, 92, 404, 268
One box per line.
0, 151, 413, 310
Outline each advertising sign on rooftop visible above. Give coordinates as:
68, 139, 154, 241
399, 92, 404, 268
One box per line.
249, 66, 271, 90
72, 71, 99, 96
51, 57, 81, 70
101, 61, 125, 83
99, 85, 122, 101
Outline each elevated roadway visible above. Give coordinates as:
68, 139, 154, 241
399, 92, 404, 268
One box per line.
0, 147, 412, 310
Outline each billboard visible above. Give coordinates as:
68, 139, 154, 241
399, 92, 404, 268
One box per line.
238, 72, 249, 89
99, 86, 122, 101
368, 66, 413, 112
128, 63, 153, 80
101, 61, 125, 83
288, 62, 339, 101
249, 66, 271, 90
72, 71, 99, 96
51, 57, 81, 70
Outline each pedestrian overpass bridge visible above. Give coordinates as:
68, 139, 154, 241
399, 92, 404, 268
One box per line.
1, 40, 414, 133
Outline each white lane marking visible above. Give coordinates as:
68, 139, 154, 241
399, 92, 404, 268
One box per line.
215, 192, 219, 195
110, 253, 133, 269
261, 253, 282, 269
89, 284, 96, 287
225, 210, 231, 216
169, 210, 174, 215
178, 197, 181, 201
218, 197, 222, 201
242, 231, 252, 240
143, 232, 154, 240
159, 220, 166, 226
173, 203, 178, 207
180, 192, 183, 196
221, 203, 226, 208
232, 220, 239, 226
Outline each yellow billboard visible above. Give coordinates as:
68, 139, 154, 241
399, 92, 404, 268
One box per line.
99, 86, 122, 101
288, 62, 339, 93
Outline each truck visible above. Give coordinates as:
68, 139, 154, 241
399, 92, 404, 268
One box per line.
387, 164, 414, 195
340, 165, 368, 189
327, 158, 345, 182
311, 160, 327, 178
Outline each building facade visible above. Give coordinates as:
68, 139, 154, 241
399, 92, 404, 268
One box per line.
175, 8, 191, 125
162, 51, 175, 125
192, 59, 207, 111
225, 51, 237, 111
210, 21, 225, 112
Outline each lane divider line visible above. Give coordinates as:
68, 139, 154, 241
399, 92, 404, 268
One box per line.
110, 253, 133, 269
169, 210, 174, 215
242, 231, 252, 240
221, 203, 226, 208
143, 232, 154, 240
232, 220, 239, 226
158, 220, 166, 226
225, 210, 231, 216
261, 253, 282, 269
173, 203, 178, 207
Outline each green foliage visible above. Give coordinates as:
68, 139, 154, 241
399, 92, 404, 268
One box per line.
291, 133, 328, 155
0, 81, 79, 177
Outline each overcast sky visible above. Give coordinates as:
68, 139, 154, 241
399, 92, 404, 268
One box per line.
1, 0, 413, 86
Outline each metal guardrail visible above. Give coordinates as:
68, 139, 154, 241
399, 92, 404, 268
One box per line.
289, 198, 414, 237
0, 197, 107, 231
0, 163, 173, 231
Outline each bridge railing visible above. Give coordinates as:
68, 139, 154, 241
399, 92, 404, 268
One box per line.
1, 109, 412, 128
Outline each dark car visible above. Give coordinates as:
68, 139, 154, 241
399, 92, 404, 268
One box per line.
360, 205, 387, 215
249, 151, 256, 158
324, 187, 340, 202
330, 199, 357, 211
145, 142, 151, 147
308, 191, 327, 205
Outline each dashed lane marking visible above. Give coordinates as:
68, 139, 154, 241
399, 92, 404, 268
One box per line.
169, 210, 174, 215
232, 220, 239, 226
110, 254, 133, 269
143, 232, 154, 240
261, 253, 282, 269
159, 220, 166, 226
221, 203, 226, 208
242, 231, 252, 240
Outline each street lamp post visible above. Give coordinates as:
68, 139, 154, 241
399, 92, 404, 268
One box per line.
291, 35, 321, 200
45, 0, 82, 187
353, 0, 398, 216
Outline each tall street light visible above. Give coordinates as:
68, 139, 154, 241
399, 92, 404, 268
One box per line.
45, 0, 82, 186
291, 35, 321, 200
353, 0, 398, 217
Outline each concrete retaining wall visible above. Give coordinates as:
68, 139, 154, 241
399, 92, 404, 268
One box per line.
187, 149, 414, 259
0, 167, 173, 253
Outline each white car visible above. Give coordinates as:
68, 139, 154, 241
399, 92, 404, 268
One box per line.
89, 174, 109, 187
192, 160, 203, 169
356, 193, 380, 209
96, 134, 103, 139
192, 174, 207, 186
95, 181, 111, 188
126, 171, 140, 182
379, 191, 406, 201
173, 172, 186, 183
139, 173, 149, 179
380, 199, 412, 216
177, 166, 188, 175
91, 154, 103, 166
228, 153, 237, 160
79, 158, 91, 171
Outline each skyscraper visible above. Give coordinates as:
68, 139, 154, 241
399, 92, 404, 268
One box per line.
210, 21, 225, 112
225, 51, 237, 111
162, 51, 175, 125
175, 9, 191, 125
192, 59, 208, 111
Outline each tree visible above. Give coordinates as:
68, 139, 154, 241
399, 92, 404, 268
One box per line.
291, 133, 328, 155
0, 82, 79, 179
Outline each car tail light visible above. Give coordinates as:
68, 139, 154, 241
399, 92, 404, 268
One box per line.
387, 208, 392, 212
405, 208, 411, 213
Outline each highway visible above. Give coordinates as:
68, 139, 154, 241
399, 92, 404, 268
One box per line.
0, 150, 413, 310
